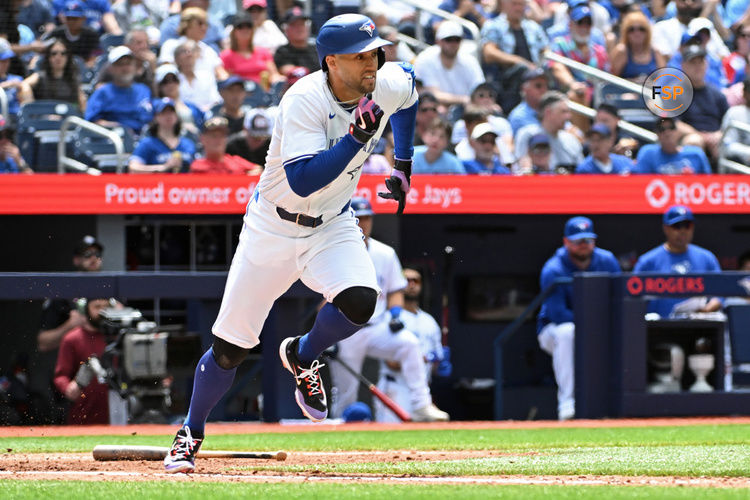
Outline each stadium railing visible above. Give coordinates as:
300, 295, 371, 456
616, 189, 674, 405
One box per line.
719, 120, 750, 174
57, 116, 126, 174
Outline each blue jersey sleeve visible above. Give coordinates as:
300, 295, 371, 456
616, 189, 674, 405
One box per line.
130, 136, 159, 164
389, 100, 417, 161
283, 134, 363, 197
540, 264, 574, 325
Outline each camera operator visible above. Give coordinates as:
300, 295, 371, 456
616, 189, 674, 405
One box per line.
53, 297, 116, 425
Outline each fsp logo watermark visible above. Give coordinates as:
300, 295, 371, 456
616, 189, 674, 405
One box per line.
641, 68, 694, 118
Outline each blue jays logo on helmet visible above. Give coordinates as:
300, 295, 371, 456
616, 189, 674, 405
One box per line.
316, 14, 391, 72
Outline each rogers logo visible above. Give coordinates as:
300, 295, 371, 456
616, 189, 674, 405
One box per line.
645, 179, 671, 208
627, 276, 643, 295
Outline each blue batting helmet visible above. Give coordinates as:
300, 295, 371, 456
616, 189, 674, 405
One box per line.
316, 14, 390, 72
351, 197, 374, 217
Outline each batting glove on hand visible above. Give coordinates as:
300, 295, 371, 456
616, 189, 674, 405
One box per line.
388, 305, 404, 333
378, 159, 412, 214
349, 96, 384, 144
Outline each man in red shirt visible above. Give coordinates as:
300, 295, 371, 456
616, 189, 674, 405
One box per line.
190, 117, 262, 174
53, 298, 113, 425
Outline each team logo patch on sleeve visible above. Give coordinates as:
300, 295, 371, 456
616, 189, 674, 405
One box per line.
359, 21, 375, 37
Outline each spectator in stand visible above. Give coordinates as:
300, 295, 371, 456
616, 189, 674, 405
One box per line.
508, 66, 548, 134
452, 84, 514, 164
549, 4, 609, 101
523, 133, 555, 175
174, 39, 221, 112
226, 107, 272, 166
212, 75, 249, 134
128, 97, 196, 173
159, 0, 224, 53
537, 216, 621, 420
609, 11, 666, 83
379, 24, 415, 64
273, 6, 320, 76
634, 117, 711, 174
245, 0, 287, 55
721, 76, 750, 166
480, 0, 548, 70
575, 123, 633, 174
593, 103, 639, 159
220, 12, 283, 87
24, 38, 86, 110
515, 91, 583, 174
111, 0, 167, 43
669, 22, 728, 90
414, 92, 440, 146
0, 115, 31, 173
678, 44, 729, 163
43, 1, 100, 65
724, 24, 750, 86
85, 46, 153, 133
412, 118, 465, 174
414, 21, 484, 107
462, 122, 511, 175
547, 0, 611, 47
92, 28, 157, 89
190, 116, 262, 174
159, 7, 228, 82
16, 0, 55, 38
432, 0, 489, 33
652, 0, 728, 61
0, 39, 30, 115
51, 0, 122, 34
153, 63, 205, 136
53, 297, 114, 425
633, 205, 722, 318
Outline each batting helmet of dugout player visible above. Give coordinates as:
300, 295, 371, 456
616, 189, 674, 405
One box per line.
316, 14, 391, 72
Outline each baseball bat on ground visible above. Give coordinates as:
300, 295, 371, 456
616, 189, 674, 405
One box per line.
92, 445, 287, 461
322, 353, 412, 422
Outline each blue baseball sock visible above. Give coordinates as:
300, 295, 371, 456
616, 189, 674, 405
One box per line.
297, 302, 363, 364
184, 347, 236, 435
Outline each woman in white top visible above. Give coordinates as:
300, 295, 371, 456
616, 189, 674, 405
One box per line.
245, 0, 287, 54
159, 7, 229, 82
174, 39, 221, 111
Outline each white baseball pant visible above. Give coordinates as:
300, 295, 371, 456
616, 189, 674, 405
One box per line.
538, 321, 575, 419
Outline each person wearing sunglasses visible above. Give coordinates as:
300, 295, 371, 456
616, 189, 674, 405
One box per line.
609, 11, 665, 82
245, 0, 287, 55
538, 216, 621, 420
274, 6, 320, 74
414, 20, 484, 107
633, 205, 722, 318
723, 24, 750, 85
634, 117, 711, 174
24, 38, 86, 111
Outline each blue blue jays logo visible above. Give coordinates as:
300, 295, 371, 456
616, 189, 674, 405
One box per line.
359, 21, 375, 37
575, 221, 590, 232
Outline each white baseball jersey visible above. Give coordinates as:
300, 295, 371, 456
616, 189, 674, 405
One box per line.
381, 308, 442, 378
367, 237, 408, 323
258, 62, 417, 219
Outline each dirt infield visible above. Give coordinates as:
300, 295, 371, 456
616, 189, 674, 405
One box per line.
2, 417, 750, 488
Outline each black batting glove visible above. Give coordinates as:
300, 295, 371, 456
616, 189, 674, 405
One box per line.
349, 96, 384, 144
378, 158, 412, 214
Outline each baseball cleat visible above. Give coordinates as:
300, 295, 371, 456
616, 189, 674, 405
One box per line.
279, 336, 328, 422
164, 426, 203, 473
412, 403, 450, 422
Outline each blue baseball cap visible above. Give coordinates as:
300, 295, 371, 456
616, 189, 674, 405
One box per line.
153, 97, 176, 114
586, 122, 612, 137
218, 75, 245, 91
564, 216, 597, 240
64, 1, 86, 17
663, 205, 694, 226
528, 133, 551, 149
342, 402, 372, 422
570, 5, 592, 22
351, 197, 374, 217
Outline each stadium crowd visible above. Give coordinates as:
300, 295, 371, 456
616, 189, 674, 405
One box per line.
0, 0, 748, 175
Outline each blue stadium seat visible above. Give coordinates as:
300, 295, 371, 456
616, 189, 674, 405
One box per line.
17, 101, 82, 172
72, 126, 135, 172
596, 82, 657, 131
726, 304, 750, 387
243, 80, 272, 108
100, 34, 126, 53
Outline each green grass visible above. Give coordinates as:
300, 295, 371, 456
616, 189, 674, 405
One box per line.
4, 424, 750, 454
3, 481, 749, 500
251, 444, 750, 477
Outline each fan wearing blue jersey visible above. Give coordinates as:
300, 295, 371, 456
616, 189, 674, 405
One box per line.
164, 14, 418, 473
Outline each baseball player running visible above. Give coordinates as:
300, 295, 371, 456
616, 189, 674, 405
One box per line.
164, 14, 417, 473
329, 199, 449, 422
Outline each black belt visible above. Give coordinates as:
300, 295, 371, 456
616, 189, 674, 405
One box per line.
275, 201, 352, 229
276, 206, 323, 228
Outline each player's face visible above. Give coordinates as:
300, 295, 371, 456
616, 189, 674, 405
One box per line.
404, 270, 422, 300
663, 221, 694, 251
328, 48, 379, 98
564, 237, 596, 261
74, 246, 103, 272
